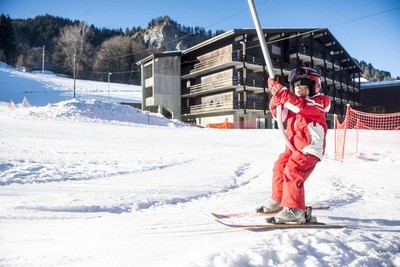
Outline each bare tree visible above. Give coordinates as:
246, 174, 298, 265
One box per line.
94, 35, 131, 74
93, 34, 147, 83
52, 22, 94, 78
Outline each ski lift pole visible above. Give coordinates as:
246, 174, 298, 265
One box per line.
247, 0, 296, 152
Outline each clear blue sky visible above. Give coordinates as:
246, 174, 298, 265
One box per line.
1, 0, 400, 77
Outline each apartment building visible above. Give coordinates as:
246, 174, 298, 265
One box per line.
137, 28, 362, 128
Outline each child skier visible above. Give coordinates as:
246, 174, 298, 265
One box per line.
257, 67, 331, 224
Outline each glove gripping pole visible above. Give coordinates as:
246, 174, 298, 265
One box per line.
247, 0, 296, 152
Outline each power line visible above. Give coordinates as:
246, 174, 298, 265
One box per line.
327, 6, 400, 29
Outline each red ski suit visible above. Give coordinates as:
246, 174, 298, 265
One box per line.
269, 88, 331, 210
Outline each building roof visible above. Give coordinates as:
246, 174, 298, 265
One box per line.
136, 51, 182, 65
361, 80, 400, 89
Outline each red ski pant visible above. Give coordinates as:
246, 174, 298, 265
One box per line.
271, 149, 319, 211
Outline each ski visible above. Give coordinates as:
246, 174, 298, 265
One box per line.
211, 205, 330, 219
215, 217, 346, 230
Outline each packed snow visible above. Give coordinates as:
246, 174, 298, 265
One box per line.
0, 63, 399, 266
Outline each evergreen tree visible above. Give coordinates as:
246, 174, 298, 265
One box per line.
0, 14, 17, 64
13, 14, 76, 48
357, 60, 392, 81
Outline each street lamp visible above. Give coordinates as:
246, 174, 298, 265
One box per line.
73, 52, 76, 98
108, 72, 112, 102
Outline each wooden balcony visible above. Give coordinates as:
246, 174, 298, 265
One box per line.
328, 95, 360, 107
325, 74, 359, 92
182, 76, 239, 97
181, 53, 271, 79
182, 53, 241, 79
182, 76, 267, 97
182, 100, 265, 115
290, 50, 340, 70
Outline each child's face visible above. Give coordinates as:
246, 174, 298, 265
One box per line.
295, 85, 309, 97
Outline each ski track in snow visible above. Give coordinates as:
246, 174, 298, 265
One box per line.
2, 159, 261, 216
1, 122, 262, 217
0, 158, 195, 186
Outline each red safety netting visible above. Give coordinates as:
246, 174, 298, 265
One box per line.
334, 105, 400, 161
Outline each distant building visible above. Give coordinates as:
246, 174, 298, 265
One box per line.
360, 80, 400, 113
138, 51, 182, 119
137, 28, 362, 128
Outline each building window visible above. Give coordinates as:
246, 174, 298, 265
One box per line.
144, 64, 153, 79
272, 45, 281, 55
145, 86, 153, 98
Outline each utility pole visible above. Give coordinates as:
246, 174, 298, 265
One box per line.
108, 72, 112, 102
73, 52, 76, 98
42, 45, 45, 76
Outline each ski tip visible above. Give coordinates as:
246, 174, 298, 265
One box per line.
307, 205, 330, 210
211, 212, 230, 219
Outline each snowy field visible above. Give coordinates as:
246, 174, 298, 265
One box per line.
1, 64, 399, 266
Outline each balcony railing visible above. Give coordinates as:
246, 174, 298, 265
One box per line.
182, 53, 271, 76
182, 76, 239, 96
182, 100, 265, 115
192, 53, 239, 72
183, 52, 296, 78
290, 49, 341, 70
328, 96, 360, 107
325, 74, 359, 91
182, 76, 267, 96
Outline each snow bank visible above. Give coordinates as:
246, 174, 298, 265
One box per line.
1, 98, 188, 128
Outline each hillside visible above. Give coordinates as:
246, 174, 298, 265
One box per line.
357, 60, 393, 81
1, 14, 222, 81
0, 61, 142, 106
143, 16, 217, 51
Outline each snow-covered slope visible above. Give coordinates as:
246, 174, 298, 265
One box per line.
0, 63, 142, 106
0, 63, 399, 266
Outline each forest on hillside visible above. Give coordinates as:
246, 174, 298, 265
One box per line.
356, 60, 393, 82
0, 13, 396, 84
0, 14, 222, 84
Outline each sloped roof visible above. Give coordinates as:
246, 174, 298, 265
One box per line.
361, 80, 400, 89
136, 51, 182, 65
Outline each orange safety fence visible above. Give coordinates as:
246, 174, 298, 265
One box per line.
334, 104, 400, 161
207, 118, 235, 129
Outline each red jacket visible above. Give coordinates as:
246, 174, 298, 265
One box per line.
270, 89, 331, 160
